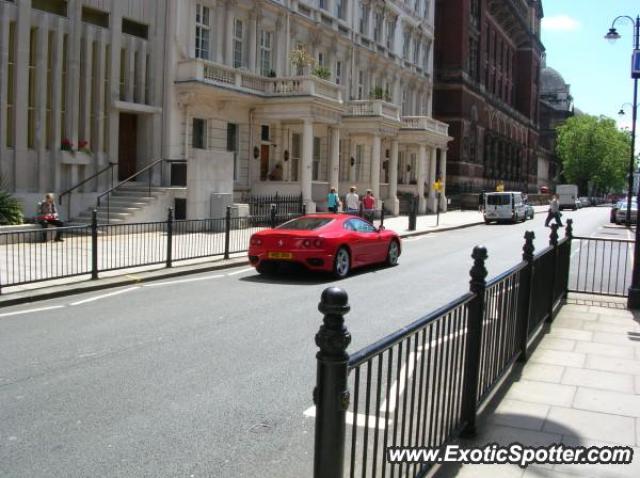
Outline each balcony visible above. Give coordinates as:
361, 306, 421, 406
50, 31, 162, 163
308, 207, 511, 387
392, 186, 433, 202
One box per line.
176, 59, 344, 104
344, 100, 400, 122
401, 116, 450, 137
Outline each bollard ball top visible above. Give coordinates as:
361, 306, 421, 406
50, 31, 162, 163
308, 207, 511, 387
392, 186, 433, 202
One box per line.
318, 287, 350, 316
471, 246, 488, 261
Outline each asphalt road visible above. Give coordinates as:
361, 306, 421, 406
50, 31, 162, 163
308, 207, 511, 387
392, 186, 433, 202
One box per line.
0, 207, 616, 478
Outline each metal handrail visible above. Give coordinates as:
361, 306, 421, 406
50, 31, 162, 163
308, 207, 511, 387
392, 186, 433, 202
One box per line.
96, 158, 164, 207
58, 163, 116, 220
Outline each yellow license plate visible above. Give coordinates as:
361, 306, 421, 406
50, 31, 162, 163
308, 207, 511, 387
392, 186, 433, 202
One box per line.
268, 252, 293, 259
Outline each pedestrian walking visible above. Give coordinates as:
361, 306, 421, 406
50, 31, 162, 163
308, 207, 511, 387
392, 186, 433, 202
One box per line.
37, 193, 64, 242
362, 189, 376, 222
345, 186, 360, 214
545, 194, 564, 227
327, 187, 341, 213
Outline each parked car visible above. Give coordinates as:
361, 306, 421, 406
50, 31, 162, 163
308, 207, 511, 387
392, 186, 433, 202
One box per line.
483, 191, 527, 224
248, 214, 401, 278
579, 197, 591, 207
611, 198, 635, 223
525, 203, 535, 220
615, 202, 638, 225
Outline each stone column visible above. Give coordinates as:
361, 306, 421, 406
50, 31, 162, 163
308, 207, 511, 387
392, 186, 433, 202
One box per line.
13, 0, 32, 191
440, 148, 448, 212
388, 139, 400, 215
36, 17, 48, 192
428, 146, 437, 212
329, 126, 340, 190
417, 144, 427, 214
301, 118, 316, 212
370, 133, 381, 199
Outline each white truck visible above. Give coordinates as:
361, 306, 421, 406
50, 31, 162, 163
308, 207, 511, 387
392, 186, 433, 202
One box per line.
556, 184, 579, 210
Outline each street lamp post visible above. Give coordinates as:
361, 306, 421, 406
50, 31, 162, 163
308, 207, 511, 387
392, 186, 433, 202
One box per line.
618, 102, 638, 226
605, 15, 640, 308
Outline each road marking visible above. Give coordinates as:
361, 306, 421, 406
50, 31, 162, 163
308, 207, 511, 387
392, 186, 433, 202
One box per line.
403, 235, 433, 242
226, 268, 254, 276
0, 305, 65, 318
303, 406, 389, 430
141, 275, 224, 287
70, 287, 139, 306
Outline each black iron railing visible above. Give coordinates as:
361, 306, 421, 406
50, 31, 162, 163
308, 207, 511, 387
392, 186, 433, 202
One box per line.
569, 236, 634, 296
312, 222, 574, 478
0, 208, 301, 294
241, 192, 304, 217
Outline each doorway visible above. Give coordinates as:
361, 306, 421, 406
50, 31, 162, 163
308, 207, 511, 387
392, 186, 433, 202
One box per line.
118, 113, 138, 180
260, 144, 270, 180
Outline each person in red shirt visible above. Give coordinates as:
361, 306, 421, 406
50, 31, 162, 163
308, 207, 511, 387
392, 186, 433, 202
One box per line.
362, 189, 376, 222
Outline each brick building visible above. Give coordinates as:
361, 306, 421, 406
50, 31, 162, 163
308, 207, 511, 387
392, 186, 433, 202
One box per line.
433, 0, 544, 202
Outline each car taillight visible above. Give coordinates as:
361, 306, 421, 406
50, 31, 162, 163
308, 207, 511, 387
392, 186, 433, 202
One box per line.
303, 239, 311, 248
313, 239, 323, 248
251, 237, 262, 246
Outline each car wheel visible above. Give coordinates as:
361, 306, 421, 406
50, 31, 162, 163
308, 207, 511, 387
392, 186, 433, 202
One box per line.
333, 247, 351, 279
256, 262, 277, 275
484, 219, 491, 225
386, 240, 400, 267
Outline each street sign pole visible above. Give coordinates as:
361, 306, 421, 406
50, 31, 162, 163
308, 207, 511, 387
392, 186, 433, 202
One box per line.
436, 192, 441, 227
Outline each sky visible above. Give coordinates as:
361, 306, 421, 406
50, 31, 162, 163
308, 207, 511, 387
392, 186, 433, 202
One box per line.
541, 0, 638, 151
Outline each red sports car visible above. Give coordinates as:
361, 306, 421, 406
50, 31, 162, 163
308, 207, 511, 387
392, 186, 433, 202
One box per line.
248, 214, 401, 278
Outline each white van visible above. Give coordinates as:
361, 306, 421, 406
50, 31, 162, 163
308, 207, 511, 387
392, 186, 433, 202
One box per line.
483, 192, 527, 224
556, 184, 579, 210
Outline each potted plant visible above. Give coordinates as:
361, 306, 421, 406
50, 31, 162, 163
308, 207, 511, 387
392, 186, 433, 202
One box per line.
78, 140, 91, 154
60, 138, 74, 153
370, 87, 385, 100
267, 69, 277, 78
311, 65, 331, 80
0, 178, 23, 225
289, 46, 315, 75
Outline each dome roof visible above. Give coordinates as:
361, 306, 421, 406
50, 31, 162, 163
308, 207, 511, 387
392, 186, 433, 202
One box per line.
541, 67, 569, 94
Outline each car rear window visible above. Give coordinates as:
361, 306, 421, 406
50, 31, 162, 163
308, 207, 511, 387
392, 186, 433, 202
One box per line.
486, 194, 511, 206
276, 217, 333, 230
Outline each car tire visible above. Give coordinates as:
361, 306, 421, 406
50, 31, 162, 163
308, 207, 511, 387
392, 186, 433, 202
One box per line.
386, 240, 400, 267
484, 219, 491, 225
256, 262, 277, 275
333, 247, 351, 279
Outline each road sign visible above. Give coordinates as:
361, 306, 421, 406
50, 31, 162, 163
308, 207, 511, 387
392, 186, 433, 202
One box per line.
433, 180, 443, 193
633, 50, 640, 79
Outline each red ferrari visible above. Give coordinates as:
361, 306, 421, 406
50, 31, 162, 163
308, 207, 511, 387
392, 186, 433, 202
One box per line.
248, 214, 401, 278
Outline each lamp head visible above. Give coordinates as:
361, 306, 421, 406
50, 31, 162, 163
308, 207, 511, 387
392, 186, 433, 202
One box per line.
604, 28, 621, 43
619, 108, 626, 116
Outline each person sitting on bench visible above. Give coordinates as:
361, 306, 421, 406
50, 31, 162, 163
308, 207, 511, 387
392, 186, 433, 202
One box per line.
37, 193, 64, 242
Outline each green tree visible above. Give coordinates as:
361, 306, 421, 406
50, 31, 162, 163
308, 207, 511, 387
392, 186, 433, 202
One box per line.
555, 115, 631, 194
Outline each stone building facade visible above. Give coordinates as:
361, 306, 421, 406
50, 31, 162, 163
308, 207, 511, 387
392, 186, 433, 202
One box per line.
433, 0, 544, 200
0, 0, 167, 217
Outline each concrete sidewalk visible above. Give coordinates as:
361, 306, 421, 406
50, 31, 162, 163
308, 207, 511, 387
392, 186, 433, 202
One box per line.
0, 206, 545, 304
435, 293, 640, 478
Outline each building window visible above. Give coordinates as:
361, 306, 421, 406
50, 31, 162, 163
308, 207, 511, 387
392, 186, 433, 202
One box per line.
103, 44, 110, 152
119, 48, 127, 100
61, 34, 68, 143
312, 137, 321, 181
261, 125, 270, 141
336, 60, 343, 85
401, 89, 408, 115
291, 133, 301, 182
373, 11, 383, 43
403, 30, 411, 59
195, 4, 211, 60
227, 123, 238, 180
90, 41, 98, 151
32, 0, 67, 17
6, 22, 16, 148
233, 19, 244, 68
386, 18, 395, 50
357, 70, 364, 100
335, 0, 346, 20
319, 0, 327, 10
413, 41, 421, 65
355, 144, 365, 182
82, 6, 109, 28
122, 18, 148, 40
46, 31, 54, 149
260, 30, 273, 76
144, 54, 150, 104
317, 51, 325, 67
359, 4, 369, 35
192, 118, 206, 149
27, 28, 37, 149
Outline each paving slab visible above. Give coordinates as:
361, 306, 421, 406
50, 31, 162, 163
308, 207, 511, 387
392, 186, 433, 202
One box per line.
574, 342, 635, 359
555, 437, 640, 478
584, 355, 640, 375
529, 350, 586, 368
489, 399, 551, 432
560, 367, 635, 393
543, 407, 636, 445
572, 387, 640, 418
538, 338, 576, 352
506, 380, 576, 407
547, 327, 593, 342
520, 364, 565, 384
